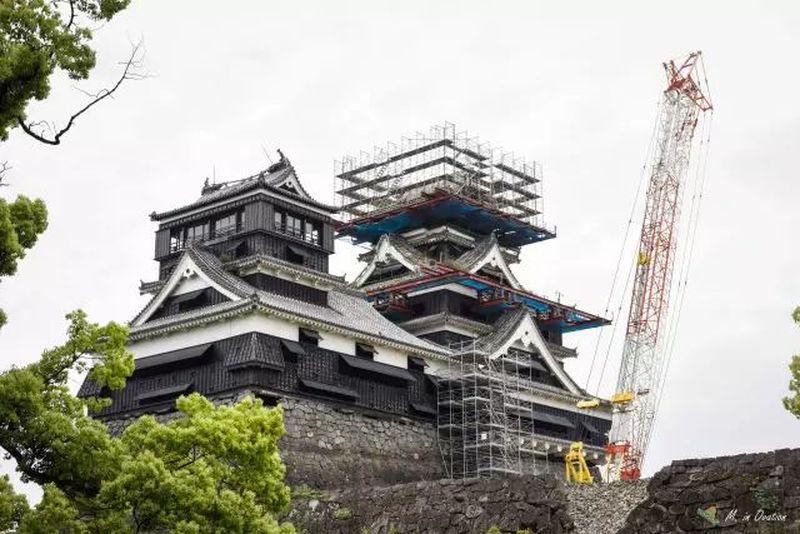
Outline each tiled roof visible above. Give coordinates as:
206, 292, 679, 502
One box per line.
225, 333, 285, 370
131, 244, 450, 358
474, 306, 587, 396
452, 232, 499, 270
224, 253, 348, 287
475, 305, 533, 353
150, 154, 336, 220
383, 234, 432, 268
351, 233, 432, 289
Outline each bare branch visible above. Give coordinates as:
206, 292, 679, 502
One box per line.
65, 0, 76, 31
0, 162, 10, 186
17, 41, 147, 146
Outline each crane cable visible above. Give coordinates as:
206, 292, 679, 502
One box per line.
651, 110, 714, 435
583, 98, 664, 395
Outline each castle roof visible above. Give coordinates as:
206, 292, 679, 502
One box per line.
150, 152, 336, 221
131, 244, 450, 359
474, 306, 584, 396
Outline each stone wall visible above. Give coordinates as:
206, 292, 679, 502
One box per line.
104, 393, 443, 490
287, 475, 573, 534
285, 448, 800, 533
620, 448, 800, 533
280, 397, 443, 489
564, 480, 648, 534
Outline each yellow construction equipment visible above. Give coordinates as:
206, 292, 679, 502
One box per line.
610, 391, 635, 404
565, 442, 594, 484
576, 398, 601, 409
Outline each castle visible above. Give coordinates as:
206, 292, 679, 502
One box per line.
80, 124, 612, 488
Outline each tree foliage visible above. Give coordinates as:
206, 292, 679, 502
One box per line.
0, 473, 28, 531
783, 306, 800, 418
0, 311, 294, 533
0, 194, 48, 326
0, 0, 132, 141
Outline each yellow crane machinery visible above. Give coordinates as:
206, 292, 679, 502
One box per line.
565, 442, 594, 484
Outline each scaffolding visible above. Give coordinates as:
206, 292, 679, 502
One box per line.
437, 340, 538, 479
334, 122, 546, 227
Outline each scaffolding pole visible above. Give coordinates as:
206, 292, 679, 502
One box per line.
437, 340, 538, 479
335, 122, 546, 229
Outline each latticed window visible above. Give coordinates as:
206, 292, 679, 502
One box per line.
286, 214, 303, 237
274, 208, 322, 245
305, 220, 321, 244
214, 213, 238, 237
185, 222, 209, 244
169, 228, 184, 252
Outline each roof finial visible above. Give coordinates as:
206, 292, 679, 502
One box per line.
267, 149, 290, 173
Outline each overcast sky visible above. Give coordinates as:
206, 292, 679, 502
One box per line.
2, 0, 799, 498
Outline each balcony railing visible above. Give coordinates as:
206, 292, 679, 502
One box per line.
169, 224, 242, 253
274, 223, 320, 246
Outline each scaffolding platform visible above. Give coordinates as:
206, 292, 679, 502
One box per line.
334, 123, 556, 247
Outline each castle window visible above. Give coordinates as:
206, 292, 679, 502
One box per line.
274, 208, 322, 246
305, 220, 321, 245
285, 214, 303, 238
280, 339, 305, 362
299, 328, 320, 346
214, 213, 238, 237
408, 356, 427, 373
169, 228, 184, 253
185, 222, 209, 244
355, 343, 375, 360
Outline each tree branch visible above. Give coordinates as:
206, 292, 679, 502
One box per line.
0, 162, 10, 186
16, 41, 147, 146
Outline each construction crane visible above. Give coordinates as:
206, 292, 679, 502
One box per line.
602, 51, 713, 481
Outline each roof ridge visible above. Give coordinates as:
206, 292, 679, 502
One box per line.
151, 155, 336, 221
451, 231, 499, 270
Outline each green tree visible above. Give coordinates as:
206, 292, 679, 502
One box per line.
783, 306, 800, 418
2, 0, 139, 325
0, 311, 294, 533
1, 0, 137, 144
0, 194, 48, 326
0, 474, 28, 531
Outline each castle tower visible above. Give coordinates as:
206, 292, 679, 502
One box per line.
80, 152, 452, 488
335, 123, 613, 476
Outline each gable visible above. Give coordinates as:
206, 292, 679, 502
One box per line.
352, 235, 424, 287
484, 311, 581, 395
269, 168, 314, 202
132, 251, 243, 327
459, 240, 521, 289
147, 287, 230, 322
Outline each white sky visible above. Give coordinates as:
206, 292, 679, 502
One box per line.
2, 0, 799, 499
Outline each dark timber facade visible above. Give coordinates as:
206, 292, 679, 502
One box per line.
80, 128, 614, 486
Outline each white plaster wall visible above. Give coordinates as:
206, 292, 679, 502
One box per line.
373, 345, 408, 368
318, 330, 355, 355
130, 313, 298, 357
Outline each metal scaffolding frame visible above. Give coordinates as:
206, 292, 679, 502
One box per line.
334, 122, 545, 227
437, 340, 538, 479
